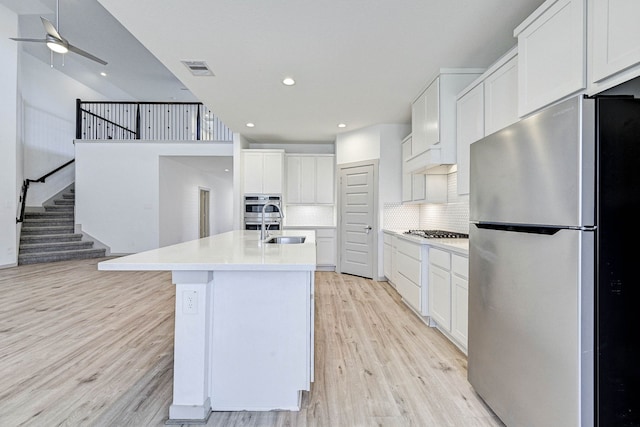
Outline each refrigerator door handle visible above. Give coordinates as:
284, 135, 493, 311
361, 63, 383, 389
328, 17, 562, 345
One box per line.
474, 222, 562, 235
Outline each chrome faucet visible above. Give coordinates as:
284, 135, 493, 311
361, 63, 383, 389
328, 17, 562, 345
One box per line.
261, 202, 283, 240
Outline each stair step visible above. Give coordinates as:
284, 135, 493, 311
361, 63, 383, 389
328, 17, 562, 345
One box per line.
44, 205, 74, 212
21, 225, 75, 235
53, 199, 74, 205
23, 218, 75, 227
24, 211, 74, 219
62, 193, 75, 199
20, 240, 94, 254
20, 233, 83, 244
18, 248, 107, 265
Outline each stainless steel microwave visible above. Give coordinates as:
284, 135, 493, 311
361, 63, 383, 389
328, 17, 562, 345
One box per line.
243, 194, 282, 228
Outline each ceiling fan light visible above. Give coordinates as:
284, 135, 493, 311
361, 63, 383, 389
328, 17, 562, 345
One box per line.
46, 40, 68, 54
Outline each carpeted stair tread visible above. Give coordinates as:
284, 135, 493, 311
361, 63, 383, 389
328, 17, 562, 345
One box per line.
21, 225, 75, 235
44, 205, 74, 212
22, 218, 75, 227
18, 248, 106, 265
19, 240, 94, 254
20, 233, 83, 244
24, 211, 74, 219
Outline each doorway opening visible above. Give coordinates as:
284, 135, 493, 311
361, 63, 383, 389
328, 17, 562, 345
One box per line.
199, 188, 211, 238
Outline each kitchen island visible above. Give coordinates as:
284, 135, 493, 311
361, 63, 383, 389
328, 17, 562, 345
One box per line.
98, 230, 316, 423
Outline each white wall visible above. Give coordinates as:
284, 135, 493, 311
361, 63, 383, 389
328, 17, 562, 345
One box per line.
75, 141, 233, 254
0, 5, 18, 268
159, 157, 233, 246
233, 133, 251, 230
19, 53, 132, 206
335, 126, 381, 165
335, 123, 410, 280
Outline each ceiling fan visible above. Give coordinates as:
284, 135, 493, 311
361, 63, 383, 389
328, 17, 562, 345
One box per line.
10, 0, 107, 66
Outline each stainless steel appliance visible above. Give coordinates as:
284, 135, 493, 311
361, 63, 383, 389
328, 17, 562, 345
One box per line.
244, 194, 282, 231
469, 95, 640, 426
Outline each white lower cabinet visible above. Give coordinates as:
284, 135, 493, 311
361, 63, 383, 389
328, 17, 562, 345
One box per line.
428, 247, 469, 354
394, 238, 426, 314
315, 228, 336, 269
383, 232, 393, 281
381, 232, 469, 353
428, 249, 452, 329
451, 254, 469, 348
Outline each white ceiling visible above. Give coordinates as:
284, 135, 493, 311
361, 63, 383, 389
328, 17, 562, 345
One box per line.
0, 0, 197, 102
4, 0, 545, 143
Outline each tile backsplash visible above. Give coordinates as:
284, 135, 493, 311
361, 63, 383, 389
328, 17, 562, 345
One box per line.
284, 205, 335, 227
384, 171, 470, 233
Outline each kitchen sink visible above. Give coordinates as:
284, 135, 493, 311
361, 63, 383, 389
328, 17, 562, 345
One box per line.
264, 236, 306, 244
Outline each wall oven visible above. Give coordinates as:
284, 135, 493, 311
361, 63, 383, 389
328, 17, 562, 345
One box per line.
244, 194, 282, 231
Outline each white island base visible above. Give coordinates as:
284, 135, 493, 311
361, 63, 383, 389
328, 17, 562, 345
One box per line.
98, 231, 316, 423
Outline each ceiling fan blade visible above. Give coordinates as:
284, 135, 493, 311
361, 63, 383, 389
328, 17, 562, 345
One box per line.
67, 44, 108, 66
10, 38, 47, 43
41, 16, 63, 40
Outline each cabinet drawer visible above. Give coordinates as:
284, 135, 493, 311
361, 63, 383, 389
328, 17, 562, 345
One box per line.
396, 238, 422, 260
397, 251, 421, 285
396, 273, 421, 312
429, 248, 451, 270
452, 254, 469, 279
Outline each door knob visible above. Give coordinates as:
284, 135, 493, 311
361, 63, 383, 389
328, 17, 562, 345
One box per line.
365, 226, 372, 234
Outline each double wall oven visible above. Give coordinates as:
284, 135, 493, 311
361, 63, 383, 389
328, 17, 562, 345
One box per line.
244, 194, 282, 231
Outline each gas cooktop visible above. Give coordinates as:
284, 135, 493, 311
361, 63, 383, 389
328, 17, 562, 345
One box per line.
404, 229, 469, 239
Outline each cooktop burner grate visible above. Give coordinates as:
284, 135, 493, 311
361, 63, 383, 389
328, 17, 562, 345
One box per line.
404, 229, 469, 239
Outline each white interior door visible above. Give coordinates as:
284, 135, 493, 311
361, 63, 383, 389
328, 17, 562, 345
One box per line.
339, 164, 375, 278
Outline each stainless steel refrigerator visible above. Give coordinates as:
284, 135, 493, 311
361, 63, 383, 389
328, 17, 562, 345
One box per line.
468, 95, 640, 427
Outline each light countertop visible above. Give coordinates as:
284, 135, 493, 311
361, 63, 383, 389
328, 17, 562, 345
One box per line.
98, 230, 317, 272
383, 229, 469, 256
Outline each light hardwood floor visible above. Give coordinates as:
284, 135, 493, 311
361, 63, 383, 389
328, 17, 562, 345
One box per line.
0, 258, 502, 427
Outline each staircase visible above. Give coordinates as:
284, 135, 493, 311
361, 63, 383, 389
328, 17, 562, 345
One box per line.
18, 188, 106, 265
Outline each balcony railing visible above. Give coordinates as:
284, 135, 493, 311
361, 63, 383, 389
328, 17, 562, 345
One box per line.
76, 99, 233, 141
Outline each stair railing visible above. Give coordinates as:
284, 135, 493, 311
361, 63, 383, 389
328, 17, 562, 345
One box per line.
16, 159, 75, 223
76, 99, 233, 141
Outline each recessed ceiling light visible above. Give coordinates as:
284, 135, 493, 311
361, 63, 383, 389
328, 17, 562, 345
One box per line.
224, 168, 230, 172
246, 123, 255, 128
338, 123, 347, 128
100, 72, 107, 77
282, 77, 295, 86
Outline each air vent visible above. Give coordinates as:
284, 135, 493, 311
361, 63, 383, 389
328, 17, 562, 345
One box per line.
181, 61, 214, 76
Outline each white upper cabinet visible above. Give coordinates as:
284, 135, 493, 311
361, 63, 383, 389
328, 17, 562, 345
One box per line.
456, 47, 518, 195
411, 92, 428, 155
401, 136, 413, 203
588, 0, 640, 92
408, 69, 483, 173
285, 154, 335, 204
243, 149, 284, 194
484, 53, 519, 135
515, 0, 586, 117
456, 83, 484, 196
424, 78, 440, 150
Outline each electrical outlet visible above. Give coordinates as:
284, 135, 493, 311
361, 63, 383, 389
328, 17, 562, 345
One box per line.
183, 290, 198, 314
